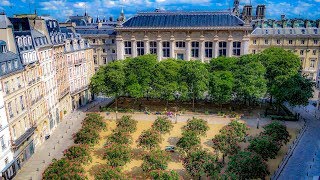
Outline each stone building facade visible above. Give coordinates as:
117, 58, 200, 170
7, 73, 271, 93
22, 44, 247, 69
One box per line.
115, 11, 251, 62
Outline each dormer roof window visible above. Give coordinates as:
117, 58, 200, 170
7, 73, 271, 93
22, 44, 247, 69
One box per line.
0, 41, 8, 53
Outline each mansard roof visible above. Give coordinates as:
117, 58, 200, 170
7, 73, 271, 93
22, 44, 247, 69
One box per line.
119, 11, 247, 30
0, 50, 24, 77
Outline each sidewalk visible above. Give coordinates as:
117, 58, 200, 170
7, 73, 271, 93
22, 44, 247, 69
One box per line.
14, 97, 112, 180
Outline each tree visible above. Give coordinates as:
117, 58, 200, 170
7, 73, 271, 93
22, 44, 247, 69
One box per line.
151, 59, 184, 105
108, 130, 132, 145
259, 47, 301, 103
74, 126, 100, 146
209, 71, 234, 107
261, 121, 290, 145
90, 61, 125, 111
208, 56, 238, 72
104, 143, 132, 167
152, 117, 173, 135
227, 151, 270, 180
116, 115, 138, 133
95, 166, 125, 180
42, 158, 86, 180
212, 133, 240, 164
124, 55, 158, 99
141, 149, 170, 172
183, 118, 209, 136
247, 135, 281, 160
150, 170, 180, 180
176, 131, 201, 152
180, 60, 209, 111
227, 120, 249, 142
233, 54, 267, 104
63, 145, 92, 164
137, 129, 162, 150
183, 149, 221, 179
272, 73, 314, 106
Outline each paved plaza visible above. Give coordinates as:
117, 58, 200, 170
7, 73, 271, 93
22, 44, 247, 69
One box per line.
14, 97, 112, 180
278, 104, 320, 179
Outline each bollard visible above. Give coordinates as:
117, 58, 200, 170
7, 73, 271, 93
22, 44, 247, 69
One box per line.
53, 146, 55, 150
69, 126, 70, 129
57, 140, 59, 144
43, 160, 45, 163
66, 121, 67, 124
66, 130, 67, 133
61, 135, 63, 138
36, 168, 39, 171
49, 153, 50, 156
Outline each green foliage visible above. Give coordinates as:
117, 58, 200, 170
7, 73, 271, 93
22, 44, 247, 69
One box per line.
272, 73, 314, 106
208, 56, 238, 72
233, 54, 267, 101
209, 71, 234, 105
180, 60, 209, 101
107, 129, 132, 145
227, 120, 249, 142
74, 126, 100, 146
142, 149, 170, 172
125, 55, 158, 98
152, 117, 173, 135
183, 149, 221, 179
261, 121, 290, 144
212, 133, 240, 161
150, 170, 180, 180
183, 117, 209, 136
63, 145, 92, 164
42, 158, 86, 180
83, 113, 107, 131
116, 115, 138, 133
104, 143, 132, 167
95, 166, 125, 180
227, 151, 270, 180
137, 129, 162, 150
248, 135, 281, 160
176, 131, 201, 152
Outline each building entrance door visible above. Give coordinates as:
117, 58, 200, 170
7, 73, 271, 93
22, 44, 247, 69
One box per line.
177, 53, 184, 60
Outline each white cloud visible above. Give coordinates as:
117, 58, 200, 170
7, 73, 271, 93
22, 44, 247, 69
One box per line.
0, 0, 12, 6
73, 2, 86, 9
40, 0, 65, 10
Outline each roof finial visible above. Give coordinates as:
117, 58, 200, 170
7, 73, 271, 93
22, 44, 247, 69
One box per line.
84, 3, 87, 16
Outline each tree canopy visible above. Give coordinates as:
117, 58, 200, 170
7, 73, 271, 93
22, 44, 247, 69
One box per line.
261, 121, 290, 145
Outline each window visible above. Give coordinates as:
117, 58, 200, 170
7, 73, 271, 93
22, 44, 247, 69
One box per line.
313, 50, 317, 55
233, 42, 241, 56
112, 39, 115, 44
18, 37, 22, 47
289, 29, 293, 34
300, 50, 304, 55
102, 39, 105, 44
23, 37, 27, 46
112, 49, 116, 53
149, 41, 157, 54
8, 62, 12, 71
264, 39, 269, 45
252, 50, 256, 54
314, 29, 318, 34
176, 41, 185, 48
289, 40, 293, 44
124, 41, 132, 55
28, 37, 32, 45
14, 60, 18, 68
191, 42, 199, 58
4, 81, 9, 94
310, 59, 315, 68
20, 95, 25, 110
301, 29, 306, 34
17, 77, 21, 88
314, 40, 318, 45
253, 39, 257, 45
137, 41, 145, 56
103, 57, 107, 64
276, 39, 281, 45
162, 41, 170, 58
218, 41, 227, 56
92, 39, 96, 43
1, 63, 6, 73
8, 102, 13, 118
265, 30, 268, 34
0, 136, 6, 150
4, 158, 8, 165
277, 29, 281, 34
205, 42, 213, 58
93, 56, 97, 64
301, 40, 305, 44
102, 48, 106, 53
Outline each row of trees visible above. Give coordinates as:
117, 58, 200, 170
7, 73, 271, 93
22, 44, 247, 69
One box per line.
90, 47, 314, 111
214, 121, 291, 179
43, 113, 106, 179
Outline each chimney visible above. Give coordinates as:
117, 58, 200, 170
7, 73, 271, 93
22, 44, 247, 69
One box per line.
281, 14, 286, 20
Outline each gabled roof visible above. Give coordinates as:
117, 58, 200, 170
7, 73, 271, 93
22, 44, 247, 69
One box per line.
120, 11, 246, 29
0, 14, 12, 29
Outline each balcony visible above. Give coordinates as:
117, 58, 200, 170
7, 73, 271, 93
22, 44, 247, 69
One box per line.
11, 125, 36, 149
71, 85, 88, 96
31, 95, 44, 106
59, 88, 70, 100
74, 58, 85, 66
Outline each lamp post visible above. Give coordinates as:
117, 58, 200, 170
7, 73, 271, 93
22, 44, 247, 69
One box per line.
174, 91, 181, 124
257, 113, 260, 129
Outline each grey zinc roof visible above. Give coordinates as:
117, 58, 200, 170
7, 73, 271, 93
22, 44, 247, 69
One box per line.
122, 11, 245, 28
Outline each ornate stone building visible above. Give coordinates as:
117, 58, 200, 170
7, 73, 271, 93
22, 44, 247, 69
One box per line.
250, 18, 320, 105
115, 11, 251, 62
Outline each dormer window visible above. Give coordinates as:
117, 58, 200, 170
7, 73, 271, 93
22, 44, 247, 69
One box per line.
1, 64, 6, 73
28, 37, 32, 46
14, 60, 18, 68
277, 29, 281, 34
17, 37, 22, 47
301, 29, 306, 34
289, 29, 293, 34
0, 45, 7, 53
265, 30, 269, 34
49, 21, 52, 28
8, 62, 12, 71
23, 37, 27, 46
314, 29, 318, 34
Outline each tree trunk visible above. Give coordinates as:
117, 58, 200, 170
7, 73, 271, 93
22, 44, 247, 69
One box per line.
222, 154, 225, 164
270, 95, 273, 106
193, 95, 195, 112
166, 100, 169, 109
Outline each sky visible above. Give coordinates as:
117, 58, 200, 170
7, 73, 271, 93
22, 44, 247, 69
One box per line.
1, 0, 320, 22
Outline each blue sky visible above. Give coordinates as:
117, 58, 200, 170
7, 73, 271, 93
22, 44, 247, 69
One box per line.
1, 0, 320, 21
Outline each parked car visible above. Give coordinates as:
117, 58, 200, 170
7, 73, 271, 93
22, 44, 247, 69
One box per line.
165, 145, 175, 152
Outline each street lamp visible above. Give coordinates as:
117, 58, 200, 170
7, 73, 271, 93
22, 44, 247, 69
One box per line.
174, 91, 181, 124
257, 113, 260, 129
